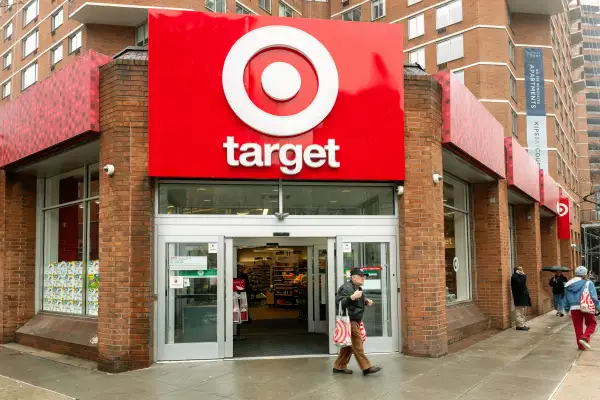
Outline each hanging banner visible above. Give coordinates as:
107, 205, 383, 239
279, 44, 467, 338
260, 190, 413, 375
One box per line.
558, 196, 571, 239
524, 48, 549, 172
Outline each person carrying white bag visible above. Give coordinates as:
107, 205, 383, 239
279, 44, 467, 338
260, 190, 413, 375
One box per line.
564, 266, 600, 350
332, 268, 381, 376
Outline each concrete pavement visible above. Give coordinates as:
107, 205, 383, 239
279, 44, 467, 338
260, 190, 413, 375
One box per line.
0, 312, 598, 399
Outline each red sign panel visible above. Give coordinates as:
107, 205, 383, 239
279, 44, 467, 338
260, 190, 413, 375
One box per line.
539, 170, 559, 215
0, 50, 111, 167
148, 11, 405, 181
504, 137, 540, 202
558, 196, 570, 239
433, 71, 505, 178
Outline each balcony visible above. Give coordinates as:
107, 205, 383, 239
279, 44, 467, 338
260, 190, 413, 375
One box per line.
573, 79, 587, 93
570, 6, 582, 21
573, 54, 585, 69
69, 1, 193, 26
572, 30, 584, 46
506, 0, 564, 15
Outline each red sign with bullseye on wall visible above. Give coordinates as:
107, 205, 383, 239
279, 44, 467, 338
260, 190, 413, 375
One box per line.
557, 196, 570, 240
148, 10, 405, 181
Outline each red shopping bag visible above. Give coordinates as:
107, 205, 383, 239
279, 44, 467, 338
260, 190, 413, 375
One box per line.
581, 281, 596, 314
333, 302, 352, 347
359, 321, 367, 342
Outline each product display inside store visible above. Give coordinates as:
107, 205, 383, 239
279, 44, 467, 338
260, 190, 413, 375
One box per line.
234, 245, 328, 357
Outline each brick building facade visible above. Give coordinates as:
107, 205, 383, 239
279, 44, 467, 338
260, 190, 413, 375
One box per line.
0, 6, 579, 372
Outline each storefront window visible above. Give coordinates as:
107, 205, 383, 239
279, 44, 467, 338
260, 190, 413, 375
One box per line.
158, 182, 395, 216
283, 184, 394, 215
42, 164, 100, 316
443, 175, 471, 305
159, 183, 279, 215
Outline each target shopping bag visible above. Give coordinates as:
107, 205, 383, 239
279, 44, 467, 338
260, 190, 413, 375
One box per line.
581, 281, 596, 314
334, 302, 352, 348
359, 321, 367, 342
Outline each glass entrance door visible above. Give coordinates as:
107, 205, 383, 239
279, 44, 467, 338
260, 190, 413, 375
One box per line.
329, 236, 398, 354
310, 245, 328, 334
157, 235, 225, 361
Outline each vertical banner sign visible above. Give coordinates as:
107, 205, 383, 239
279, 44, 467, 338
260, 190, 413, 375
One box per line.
557, 196, 571, 239
524, 48, 549, 172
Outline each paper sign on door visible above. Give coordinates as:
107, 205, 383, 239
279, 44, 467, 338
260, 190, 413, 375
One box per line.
208, 243, 218, 253
183, 278, 190, 287
170, 276, 184, 289
342, 243, 352, 253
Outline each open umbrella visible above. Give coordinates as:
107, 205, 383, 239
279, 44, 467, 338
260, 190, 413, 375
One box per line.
541, 266, 571, 272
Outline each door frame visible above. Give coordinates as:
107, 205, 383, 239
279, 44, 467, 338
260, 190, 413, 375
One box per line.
331, 235, 399, 354
157, 235, 225, 361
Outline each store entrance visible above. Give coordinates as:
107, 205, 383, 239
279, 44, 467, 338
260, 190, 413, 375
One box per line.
232, 241, 329, 358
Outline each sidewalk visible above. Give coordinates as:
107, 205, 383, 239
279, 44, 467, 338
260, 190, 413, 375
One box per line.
0, 312, 595, 400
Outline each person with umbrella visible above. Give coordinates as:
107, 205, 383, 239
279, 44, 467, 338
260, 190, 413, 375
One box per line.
549, 270, 568, 317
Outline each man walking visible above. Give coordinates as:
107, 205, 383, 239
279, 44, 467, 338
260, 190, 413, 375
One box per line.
549, 271, 568, 317
333, 268, 381, 376
564, 266, 600, 350
511, 266, 532, 331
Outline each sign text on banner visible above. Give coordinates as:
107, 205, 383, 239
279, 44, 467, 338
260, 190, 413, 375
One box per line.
524, 48, 549, 172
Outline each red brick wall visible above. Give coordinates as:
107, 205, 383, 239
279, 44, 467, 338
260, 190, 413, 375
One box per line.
0, 171, 37, 343
98, 59, 153, 372
473, 180, 511, 329
400, 76, 447, 357
541, 217, 561, 267
515, 204, 542, 314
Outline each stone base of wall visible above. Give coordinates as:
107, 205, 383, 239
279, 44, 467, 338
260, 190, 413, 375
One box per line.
447, 302, 490, 345
15, 314, 97, 361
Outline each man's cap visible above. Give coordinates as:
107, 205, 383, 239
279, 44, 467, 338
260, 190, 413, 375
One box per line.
350, 268, 366, 276
575, 266, 588, 277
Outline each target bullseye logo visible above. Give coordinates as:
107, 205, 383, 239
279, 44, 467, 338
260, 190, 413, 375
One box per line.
222, 25, 339, 137
558, 202, 569, 217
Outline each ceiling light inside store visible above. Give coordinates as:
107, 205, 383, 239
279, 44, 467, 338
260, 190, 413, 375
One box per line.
342, 190, 351, 193
237, 212, 249, 216
330, 200, 338, 203
263, 209, 269, 215
197, 188, 206, 191
270, 200, 277, 203
204, 199, 211, 202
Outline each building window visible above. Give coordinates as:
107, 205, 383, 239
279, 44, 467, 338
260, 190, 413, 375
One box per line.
342, 7, 362, 22
371, 0, 385, 20
42, 165, 100, 316
1, 81, 10, 99
206, 0, 226, 12
408, 13, 425, 39
512, 110, 518, 137
554, 88, 559, 109
23, 0, 38, 27
510, 74, 516, 99
158, 182, 395, 216
51, 8, 63, 32
453, 70, 464, 84
409, 47, 425, 69
4, 21, 13, 40
552, 56, 556, 73
22, 30, 38, 58
6, 0, 14, 9
69, 30, 82, 54
555, 120, 560, 139
236, 3, 253, 14
21, 62, 37, 90
136, 22, 148, 47
509, 40, 515, 64
51, 44, 63, 66
443, 175, 471, 304
279, 1, 293, 17
408, 0, 422, 5
259, 0, 271, 13
2, 51, 11, 69
437, 34, 463, 65
557, 153, 562, 176
436, 0, 462, 30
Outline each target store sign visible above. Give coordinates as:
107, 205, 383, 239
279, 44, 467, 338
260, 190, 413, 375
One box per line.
148, 10, 405, 180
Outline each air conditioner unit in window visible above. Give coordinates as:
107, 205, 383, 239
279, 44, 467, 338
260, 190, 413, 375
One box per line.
438, 62, 448, 70
341, 0, 349, 5
50, 64, 55, 71
437, 27, 447, 34
51, 30, 56, 36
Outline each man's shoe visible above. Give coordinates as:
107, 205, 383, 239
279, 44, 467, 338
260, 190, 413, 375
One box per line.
516, 326, 530, 331
579, 339, 592, 351
556, 311, 560, 316
559, 312, 565, 317
333, 368, 353, 374
363, 367, 382, 376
